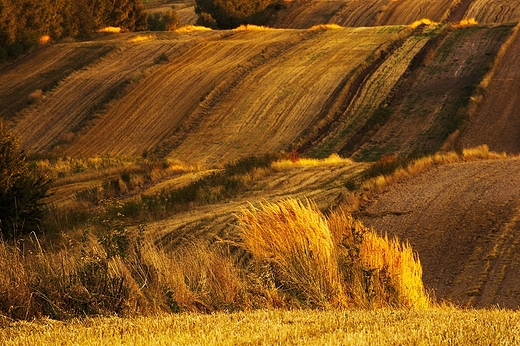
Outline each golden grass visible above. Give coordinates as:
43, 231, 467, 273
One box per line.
456, 18, 479, 27
309, 24, 343, 31
98, 27, 122, 33
233, 24, 273, 31
238, 198, 429, 309
272, 154, 353, 169
128, 35, 153, 43
360, 146, 506, 195
175, 25, 212, 33
408, 18, 438, 29
38, 35, 51, 44
3, 308, 519, 345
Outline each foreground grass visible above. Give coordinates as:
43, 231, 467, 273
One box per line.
1, 308, 519, 345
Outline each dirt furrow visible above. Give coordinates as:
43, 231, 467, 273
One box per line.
465, 0, 520, 24
460, 24, 520, 154
359, 158, 520, 308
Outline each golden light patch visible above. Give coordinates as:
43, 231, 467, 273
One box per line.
98, 26, 122, 33
129, 35, 153, 43
175, 25, 212, 33
39, 35, 51, 44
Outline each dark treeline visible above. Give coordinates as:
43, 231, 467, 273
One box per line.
0, 0, 148, 60
195, 0, 285, 29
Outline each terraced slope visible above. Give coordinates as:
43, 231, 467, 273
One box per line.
274, 1, 349, 28
351, 24, 512, 160
164, 26, 403, 165
12, 32, 223, 152
359, 158, 520, 309
0, 43, 114, 119
460, 25, 520, 154
375, 0, 454, 25
465, 0, 520, 24
59, 27, 403, 164
307, 25, 442, 158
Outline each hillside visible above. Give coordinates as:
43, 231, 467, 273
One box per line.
2, 0, 520, 312
359, 157, 520, 308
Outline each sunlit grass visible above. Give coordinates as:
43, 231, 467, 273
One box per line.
175, 25, 212, 33
272, 153, 353, 169
2, 309, 519, 346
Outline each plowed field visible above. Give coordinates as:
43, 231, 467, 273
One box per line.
460, 25, 520, 154
359, 158, 520, 309
352, 25, 512, 160
375, 0, 454, 25
465, 0, 520, 24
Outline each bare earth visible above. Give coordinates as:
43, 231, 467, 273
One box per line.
359, 158, 520, 308
460, 26, 520, 155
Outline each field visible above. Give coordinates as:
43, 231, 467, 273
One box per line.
2, 309, 520, 345
2, 0, 520, 343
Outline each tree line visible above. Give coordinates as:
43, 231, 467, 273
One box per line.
0, 0, 148, 60
195, 0, 285, 29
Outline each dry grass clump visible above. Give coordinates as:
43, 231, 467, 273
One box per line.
128, 35, 153, 43
175, 25, 212, 33
238, 198, 429, 309
456, 18, 478, 27
408, 18, 438, 29
309, 24, 343, 31
234, 24, 272, 31
359, 145, 506, 195
98, 27, 122, 33
27, 89, 43, 104
272, 153, 352, 169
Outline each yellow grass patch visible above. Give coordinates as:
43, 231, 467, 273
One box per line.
128, 34, 153, 42
175, 25, 212, 33
457, 18, 478, 26
309, 24, 343, 31
408, 18, 438, 29
98, 26, 122, 33
272, 154, 352, 169
234, 24, 272, 31
238, 198, 429, 309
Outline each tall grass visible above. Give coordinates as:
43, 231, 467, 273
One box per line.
238, 199, 430, 309
0, 196, 429, 320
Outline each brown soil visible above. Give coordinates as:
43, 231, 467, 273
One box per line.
460, 26, 520, 155
352, 25, 511, 160
465, 0, 520, 24
359, 158, 520, 308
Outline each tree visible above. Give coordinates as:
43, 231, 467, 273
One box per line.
195, 0, 283, 29
0, 121, 51, 239
147, 7, 179, 31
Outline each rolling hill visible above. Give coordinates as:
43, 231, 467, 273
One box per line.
3, 0, 520, 309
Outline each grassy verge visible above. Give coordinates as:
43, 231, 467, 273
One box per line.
2, 308, 519, 345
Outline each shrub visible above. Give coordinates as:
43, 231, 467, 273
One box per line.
0, 120, 51, 239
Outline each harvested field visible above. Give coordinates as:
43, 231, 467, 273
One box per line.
0, 43, 114, 119
66, 29, 318, 159
13, 32, 222, 153
460, 24, 520, 154
375, 0, 455, 25
359, 158, 520, 308
329, 0, 392, 27
308, 25, 441, 158
274, 1, 349, 28
465, 0, 520, 24
163, 26, 403, 166
352, 25, 512, 160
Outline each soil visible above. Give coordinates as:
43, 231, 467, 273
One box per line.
359, 158, 520, 308
460, 27, 520, 155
